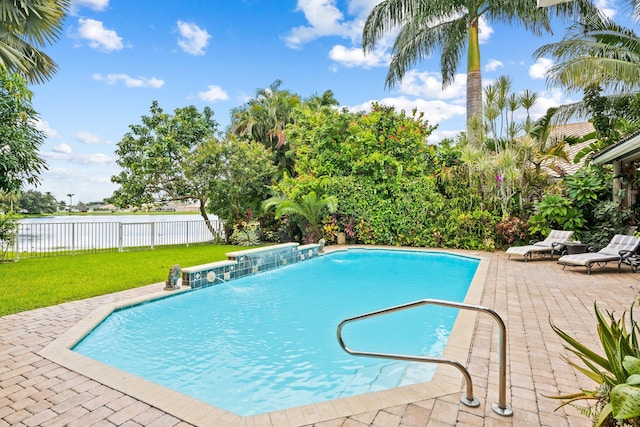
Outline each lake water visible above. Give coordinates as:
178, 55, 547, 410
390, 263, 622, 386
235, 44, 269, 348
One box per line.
19, 213, 207, 224
15, 214, 222, 255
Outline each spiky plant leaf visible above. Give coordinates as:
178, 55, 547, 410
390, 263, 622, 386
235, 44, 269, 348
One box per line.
561, 353, 607, 384
551, 319, 611, 370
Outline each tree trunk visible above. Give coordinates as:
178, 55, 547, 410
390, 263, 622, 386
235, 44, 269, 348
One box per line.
613, 160, 623, 205
197, 198, 219, 238
467, 17, 482, 143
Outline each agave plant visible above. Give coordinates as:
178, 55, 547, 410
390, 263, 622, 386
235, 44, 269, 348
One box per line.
549, 299, 640, 426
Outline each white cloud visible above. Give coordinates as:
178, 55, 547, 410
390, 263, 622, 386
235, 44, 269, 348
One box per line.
35, 119, 60, 138
529, 57, 554, 80
76, 131, 104, 144
478, 16, 493, 44
93, 73, 164, 88
429, 129, 463, 144
347, 96, 466, 124
339, 67, 467, 136
35, 167, 119, 202
528, 87, 577, 120
596, 0, 617, 18
485, 59, 503, 72
198, 85, 229, 102
177, 21, 211, 56
397, 70, 467, 100
285, 0, 354, 48
76, 18, 123, 52
72, 0, 109, 12
42, 148, 114, 165
71, 153, 113, 165
52, 144, 73, 155
236, 91, 253, 105
347, 0, 383, 15
328, 44, 389, 68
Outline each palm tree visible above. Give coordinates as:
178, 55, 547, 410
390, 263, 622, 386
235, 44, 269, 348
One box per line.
262, 190, 338, 243
533, 14, 640, 161
535, 16, 640, 94
525, 107, 578, 174
230, 80, 301, 174
362, 0, 598, 138
304, 90, 339, 110
230, 80, 300, 149
458, 77, 573, 216
0, 0, 70, 84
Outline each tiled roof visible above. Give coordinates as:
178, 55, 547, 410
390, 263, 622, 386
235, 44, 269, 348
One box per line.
542, 122, 596, 178
548, 122, 595, 139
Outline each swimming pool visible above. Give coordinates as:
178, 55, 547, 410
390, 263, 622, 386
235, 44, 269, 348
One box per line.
72, 248, 479, 417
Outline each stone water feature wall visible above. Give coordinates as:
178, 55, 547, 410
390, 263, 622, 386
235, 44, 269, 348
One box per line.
181, 242, 321, 289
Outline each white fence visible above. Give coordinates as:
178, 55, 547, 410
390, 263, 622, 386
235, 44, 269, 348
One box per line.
11, 219, 225, 259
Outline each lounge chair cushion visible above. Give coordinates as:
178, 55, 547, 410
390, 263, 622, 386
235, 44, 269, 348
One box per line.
557, 234, 640, 271
506, 245, 554, 256
597, 234, 639, 256
505, 230, 574, 260
534, 230, 575, 247
556, 252, 615, 267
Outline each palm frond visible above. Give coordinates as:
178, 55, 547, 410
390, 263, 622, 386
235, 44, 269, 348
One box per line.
536, 16, 640, 93
0, 0, 69, 83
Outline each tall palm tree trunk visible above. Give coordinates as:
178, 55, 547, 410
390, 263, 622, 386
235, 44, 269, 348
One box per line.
467, 18, 482, 142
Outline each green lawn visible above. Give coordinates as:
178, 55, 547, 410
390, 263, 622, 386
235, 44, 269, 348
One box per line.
0, 243, 260, 317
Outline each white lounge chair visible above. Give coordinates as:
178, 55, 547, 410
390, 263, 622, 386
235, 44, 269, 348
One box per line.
505, 229, 575, 262
557, 234, 640, 275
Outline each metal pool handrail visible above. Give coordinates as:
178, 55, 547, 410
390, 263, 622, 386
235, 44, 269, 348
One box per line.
336, 298, 513, 417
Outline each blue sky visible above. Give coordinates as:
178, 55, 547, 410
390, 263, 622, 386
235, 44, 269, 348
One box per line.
27, 0, 630, 203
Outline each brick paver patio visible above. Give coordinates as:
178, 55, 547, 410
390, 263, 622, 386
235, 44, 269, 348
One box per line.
1, 249, 637, 426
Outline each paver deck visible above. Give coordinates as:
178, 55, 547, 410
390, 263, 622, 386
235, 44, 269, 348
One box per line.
1, 248, 637, 426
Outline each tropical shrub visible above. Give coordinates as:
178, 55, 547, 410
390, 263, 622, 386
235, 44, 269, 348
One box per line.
325, 175, 449, 247
0, 212, 18, 261
525, 163, 630, 249
229, 220, 261, 246
247, 98, 512, 250
549, 298, 640, 426
321, 214, 355, 244
321, 215, 340, 244
495, 216, 529, 247
262, 190, 338, 244
436, 207, 499, 251
565, 166, 611, 212
208, 137, 278, 229
528, 194, 586, 239
580, 201, 632, 250
259, 214, 299, 243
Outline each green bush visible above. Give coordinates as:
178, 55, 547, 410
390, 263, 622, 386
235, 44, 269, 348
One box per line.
230, 221, 261, 246
528, 194, 586, 239
436, 207, 499, 250
495, 216, 529, 247
0, 212, 18, 261
581, 201, 632, 250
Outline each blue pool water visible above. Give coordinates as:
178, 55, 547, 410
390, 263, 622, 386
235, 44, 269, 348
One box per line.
73, 249, 478, 416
